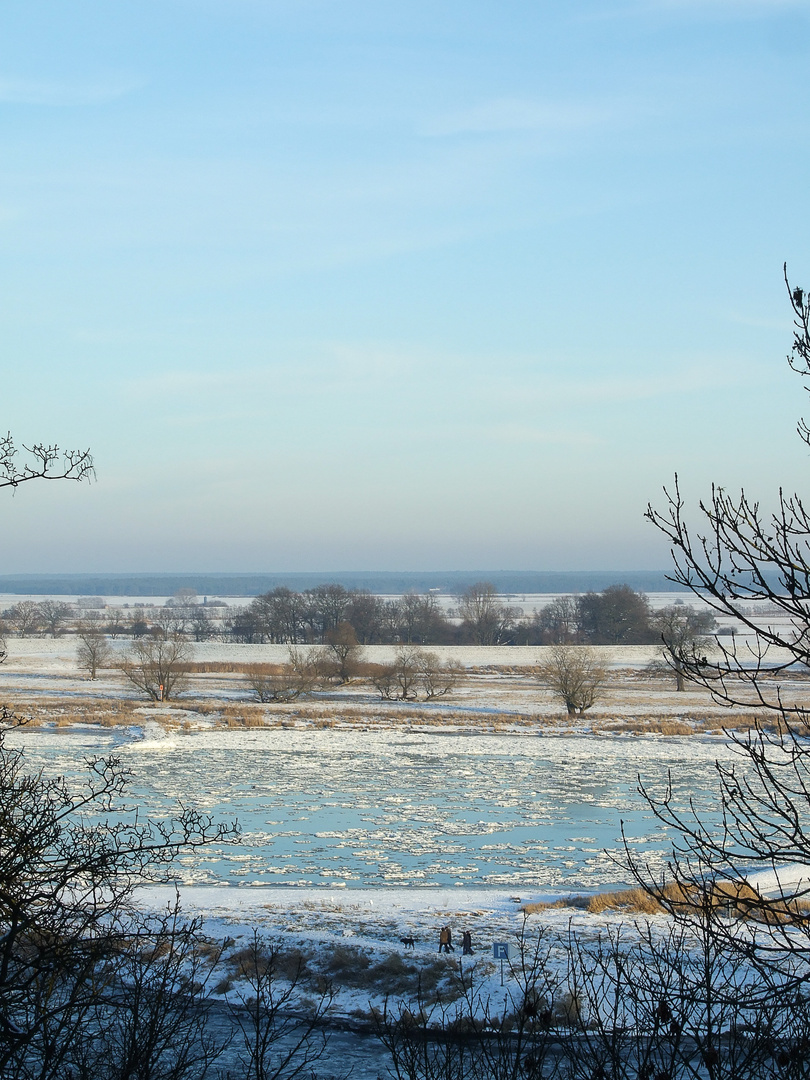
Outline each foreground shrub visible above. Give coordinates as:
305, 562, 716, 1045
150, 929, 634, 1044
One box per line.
0, 706, 237, 1078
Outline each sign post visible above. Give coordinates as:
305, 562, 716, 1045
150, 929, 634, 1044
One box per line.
493, 941, 510, 987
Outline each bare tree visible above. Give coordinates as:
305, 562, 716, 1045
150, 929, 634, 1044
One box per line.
375, 910, 808, 1080
76, 622, 113, 679
577, 584, 657, 645
37, 599, 74, 638
387, 645, 423, 700
120, 634, 192, 700
457, 581, 518, 644
247, 647, 322, 703
324, 621, 364, 683
76, 595, 106, 610
371, 662, 401, 701
168, 587, 198, 606
536, 645, 607, 717
3, 600, 43, 637
417, 651, 464, 699
396, 592, 450, 644
651, 603, 717, 691
128, 610, 151, 638
377, 921, 570, 1080
305, 583, 350, 640
247, 669, 301, 704
561, 917, 792, 1080
372, 647, 462, 701
77, 902, 227, 1080
226, 604, 264, 643
345, 589, 386, 644
103, 608, 129, 638
643, 275, 810, 717
624, 267, 810, 1041
154, 604, 191, 638
189, 605, 215, 641
242, 585, 456, 646
250, 586, 306, 643
535, 595, 580, 644
0, 427, 255, 1079
642, 273, 810, 714
0, 431, 92, 646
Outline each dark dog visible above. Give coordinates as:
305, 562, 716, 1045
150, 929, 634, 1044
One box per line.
400, 936, 415, 950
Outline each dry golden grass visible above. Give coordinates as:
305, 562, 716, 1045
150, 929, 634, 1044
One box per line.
187, 701, 226, 715
222, 712, 276, 730
185, 660, 287, 675
595, 719, 696, 736
8, 698, 146, 728
524, 883, 689, 916
707, 880, 810, 925
5, 672, 805, 740
524, 880, 810, 924
11, 696, 761, 736
318, 945, 448, 995
586, 887, 668, 915
588, 712, 778, 736
522, 896, 591, 914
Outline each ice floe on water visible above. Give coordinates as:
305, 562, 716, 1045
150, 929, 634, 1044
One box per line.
10, 726, 738, 892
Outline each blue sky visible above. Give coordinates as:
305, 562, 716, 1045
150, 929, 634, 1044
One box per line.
1, 0, 808, 573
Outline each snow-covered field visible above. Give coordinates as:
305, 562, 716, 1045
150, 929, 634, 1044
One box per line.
0, 635, 801, 725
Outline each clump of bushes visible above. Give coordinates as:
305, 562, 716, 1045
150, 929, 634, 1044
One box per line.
313, 943, 451, 996
371, 647, 463, 701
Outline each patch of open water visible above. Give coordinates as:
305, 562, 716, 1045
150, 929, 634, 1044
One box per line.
10, 727, 736, 890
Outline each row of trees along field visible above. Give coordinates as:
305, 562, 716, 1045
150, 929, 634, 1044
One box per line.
7, 269, 810, 1078
68, 628, 680, 707
0, 580, 716, 649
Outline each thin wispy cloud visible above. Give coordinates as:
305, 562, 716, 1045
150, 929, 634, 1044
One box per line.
120, 343, 440, 406
0, 75, 144, 107
477, 356, 763, 411
479, 423, 601, 448
420, 97, 640, 139
120, 344, 753, 420
647, 0, 800, 9
584, 0, 802, 20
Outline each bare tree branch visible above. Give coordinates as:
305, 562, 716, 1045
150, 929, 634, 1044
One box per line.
0, 432, 94, 490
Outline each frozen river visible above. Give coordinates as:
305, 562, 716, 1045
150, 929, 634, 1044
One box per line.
10, 726, 737, 891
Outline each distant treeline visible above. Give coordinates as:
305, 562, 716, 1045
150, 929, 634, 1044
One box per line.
2, 581, 709, 647
0, 569, 687, 597
223, 582, 707, 647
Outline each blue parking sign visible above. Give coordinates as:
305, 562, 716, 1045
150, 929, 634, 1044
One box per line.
493, 942, 510, 960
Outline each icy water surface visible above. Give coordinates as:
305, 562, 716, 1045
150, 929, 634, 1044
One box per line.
12, 727, 735, 890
